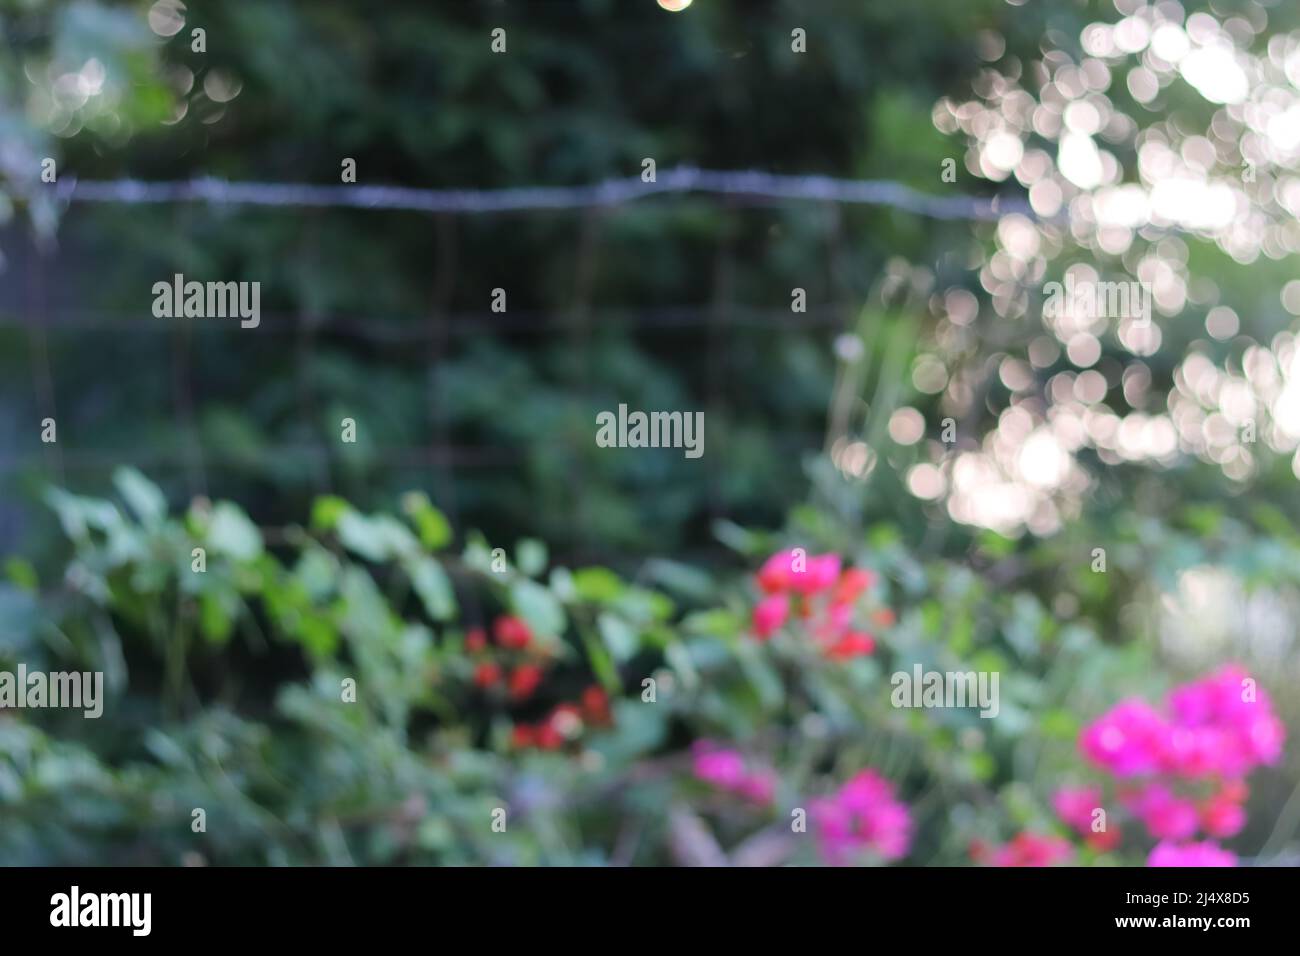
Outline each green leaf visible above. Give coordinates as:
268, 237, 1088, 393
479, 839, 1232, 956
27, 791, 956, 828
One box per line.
1251, 503, 1299, 543
977, 529, 1016, 559
664, 641, 699, 690
44, 488, 118, 541
615, 588, 675, 623
143, 730, 191, 769
294, 548, 340, 601
296, 613, 338, 657
198, 590, 237, 644
462, 532, 495, 573
735, 640, 784, 710
968, 751, 996, 782
579, 626, 620, 692
4, 558, 38, 593
1041, 708, 1078, 740
401, 492, 452, 550
311, 495, 351, 532
515, 538, 547, 577
711, 518, 757, 554
589, 699, 667, 767
1182, 504, 1222, 537
948, 614, 973, 655
406, 556, 456, 621
113, 467, 167, 526
597, 612, 638, 662
866, 524, 902, 549
548, 567, 576, 601
337, 511, 418, 562
572, 567, 623, 603
642, 558, 714, 601
207, 502, 264, 561
682, 608, 741, 637
509, 578, 566, 637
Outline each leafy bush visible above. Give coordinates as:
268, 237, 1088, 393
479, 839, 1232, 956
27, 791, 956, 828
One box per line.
1, 469, 1289, 865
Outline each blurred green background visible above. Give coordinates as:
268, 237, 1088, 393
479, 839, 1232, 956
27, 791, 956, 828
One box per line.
2, 0, 1300, 866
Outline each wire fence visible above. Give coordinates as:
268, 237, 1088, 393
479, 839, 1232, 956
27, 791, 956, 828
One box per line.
0, 305, 850, 337
8, 165, 992, 546
53, 165, 1035, 221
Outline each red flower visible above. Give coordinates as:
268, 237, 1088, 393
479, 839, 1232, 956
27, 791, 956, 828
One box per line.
473, 661, 502, 688
1202, 796, 1246, 838
1217, 779, 1248, 803
752, 594, 790, 640
581, 685, 611, 724
831, 568, 875, 606
494, 615, 533, 650
826, 631, 875, 660
465, 627, 488, 653
511, 724, 536, 749
1085, 827, 1122, 853
990, 833, 1073, 867
756, 550, 798, 594
536, 722, 564, 750
509, 664, 544, 700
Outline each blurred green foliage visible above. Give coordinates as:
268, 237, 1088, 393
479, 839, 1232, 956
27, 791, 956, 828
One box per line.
1, 0, 1037, 563
3, 0, 1300, 865
0, 468, 1297, 864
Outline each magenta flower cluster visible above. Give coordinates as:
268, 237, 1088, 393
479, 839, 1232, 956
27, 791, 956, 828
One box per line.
809, 770, 913, 865
692, 749, 913, 865
1074, 665, 1284, 867
689, 668, 1279, 867
691, 743, 779, 805
1147, 841, 1238, 867
1081, 666, 1283, 778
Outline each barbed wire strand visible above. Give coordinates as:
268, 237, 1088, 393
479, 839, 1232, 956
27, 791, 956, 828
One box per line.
53, 166, 1034, 221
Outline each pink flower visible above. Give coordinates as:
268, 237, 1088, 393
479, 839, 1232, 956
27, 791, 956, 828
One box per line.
816, 601, 853, 639
1148, 841, 1237, 867
1165, 666, 1285, 774
751, 552, 889, 663
1201, 795, 1247, 838
1050, 788, 1123, 851
752, 593, 790, 640
1079, 667, 1284, 781
1080, 699, 1169, 777
791, 554, 842, 596
811, 770, 911, 865
1125, 783, 1199, 841
990, 833, 1074, 867
692, 744, 747, 790
1160, 725, 1239, 777
737, 770, 778, 805
691, 743, 777, 806
1074, 668, 1283, 854
1052, 785, 1103, 835
756, 550, 798, 594
838, 769, 894, 810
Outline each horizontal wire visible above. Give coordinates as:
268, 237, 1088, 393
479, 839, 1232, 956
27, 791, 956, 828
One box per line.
0, 306, 851, 338
52, 165, 1034, 221
0, 432, 827, 474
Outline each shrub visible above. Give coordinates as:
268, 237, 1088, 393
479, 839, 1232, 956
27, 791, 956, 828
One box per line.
0, 469, 1288, 865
